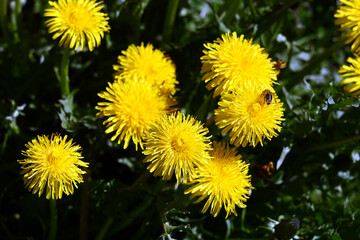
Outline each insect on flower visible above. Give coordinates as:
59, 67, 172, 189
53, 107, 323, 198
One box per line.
260, 89, 273, 105
215, 85, 285, 147
273, 60, 287, 75
254, 161, 274, 179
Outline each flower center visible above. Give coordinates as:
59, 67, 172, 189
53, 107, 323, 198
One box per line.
46, 151, 60, 165
125, 98, 159, 127
145, 65, 156, 76
66, 8, 92, 30
171, 137, 187, 152
248, 102, 262, 116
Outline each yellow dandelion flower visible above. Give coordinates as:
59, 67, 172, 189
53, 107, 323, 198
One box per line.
96, 77, 175, 150
335, 0, 360, 53
18, 134, 88, 199
201, 32, 277, 96
185, 141, 252, 218
143, 112, 212, 184
215, 84, 285, 147
339, 55, 360, 96
44, 0, 110, 51
113, 43, 178, 96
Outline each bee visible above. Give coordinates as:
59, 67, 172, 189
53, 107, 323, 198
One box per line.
254, 161, 274, 179
273, 60, 287, 75
260, 89, 273, 105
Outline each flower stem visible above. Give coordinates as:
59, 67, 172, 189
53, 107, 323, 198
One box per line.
240, 209, 251, 233
0, 0, 8, 41
79, 172, 91, 240
60, 48, 71, 98
307, 135, 360, 153
49, 198, 57, 240
95, 217, 114, 240
246, 0, 258, 19
195, 92, 214, 123
253, 0, 298, 40
162, 0, 179, 41
222, 0, 241, 25
9, 0, 21, 43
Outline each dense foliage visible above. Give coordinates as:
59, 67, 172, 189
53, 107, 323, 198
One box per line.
1, 0, 359, 239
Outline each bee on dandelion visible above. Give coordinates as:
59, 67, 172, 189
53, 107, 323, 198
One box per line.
44, 0, 110, 51
215, 83, 285, 147
185, 141, 252, 218
273, 60, 287, 76
18, 134, 88, 199
260, 89, 273, 105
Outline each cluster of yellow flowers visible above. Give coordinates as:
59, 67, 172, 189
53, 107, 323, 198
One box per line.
18, 0, 287, 218
96, 43, 178, 151
95, 41, 254, 218
202, 32, 285, 147
335, 0, 360, 96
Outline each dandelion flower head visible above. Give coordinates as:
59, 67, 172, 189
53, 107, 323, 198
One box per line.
335, 0, 360, 53
185, 141, 252, 218
339, 55, 360, 96
143, 112, 212, 184
201, 32, 277, 96
18, 134, 88, 199
44, 0, 110, 51
215, 84, 285, 147
113, 43, 178, 96
96, 76, 175, 150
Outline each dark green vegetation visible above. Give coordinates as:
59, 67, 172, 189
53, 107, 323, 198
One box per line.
1, 0, 359, 239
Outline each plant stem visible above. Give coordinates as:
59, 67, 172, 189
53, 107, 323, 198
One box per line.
195, 93, 214, 123
79, 172, 91, 240
95, 217, 114, 240
49, 198, 57, 240
246, 0, 258, 19
240, 208, 251, 233
162, 0, 179, 41
253, 0, 298, 40
15, 0, 21, 24
9, 0, 21, 43
60, 48, 71, 98
0, 0, 8, 41
1, 131, 9, 156
307, 135, 360, 153
222, 0, 241, 25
